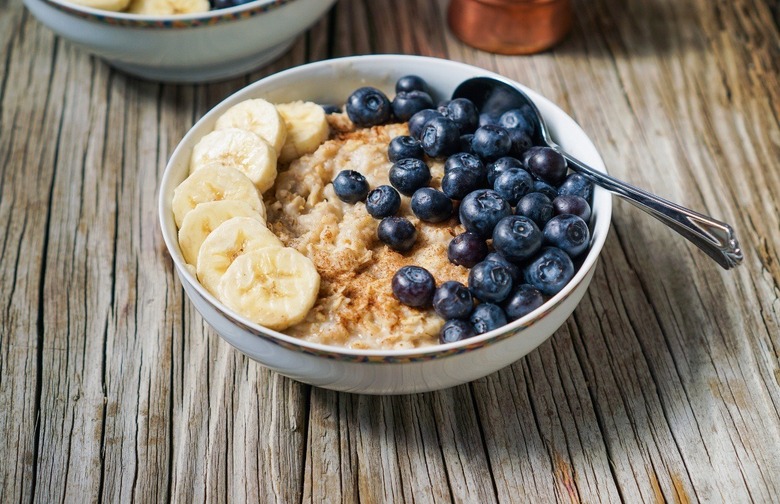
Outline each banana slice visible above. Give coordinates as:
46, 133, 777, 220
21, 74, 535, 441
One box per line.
196, 217, 283, 296
127, 0, 209, 14
218, 247, 320, 331
190, 128, 278, 193
172, 164, 263, 228
214, 99, 288, 154
67, 0, 131, 11
178, 200, 266, 267
275, 101, 330, 164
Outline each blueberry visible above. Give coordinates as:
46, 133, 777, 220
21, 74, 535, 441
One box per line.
411, 187, 453, 223
493, 167, 533, 206
392, 265, 435, 307
478, 112, 500, 127
378, 216, 417, 252
523, 247, 575, 296
502, 284, 545, 321
471, 125, 512, 161
436, 100, 451, 113
442, 98, 479, 134
459, 134, 474, 153
469, 303, 508, 334
391, 90, 435, 122
532, 179, 559, 201
388, 135, 424, 163
484, 252, 521, 284
518, 104, 538, 137
445, 152, 485, 178
441, 169, 482, 200
366, 185, 401, 218
498, 108, 534, 137
396, 75, 429, 94
420, 116, 461, 158
553, 195, 591, 222
468, 260, 513, 303
558, 173, 594, 203
515, 192, 555, 228
520, 145, 546, 167
346, 87, 392, 127
486, 156, 523, 187
433, 280, 473, 320
408, 109, 441, 140
332, 170, 369, 204
543, 214, 590, 258
440, 319, 477, 343
507, 128, 533, 158
459, 189, 512, 238
526, 146, 568, 185
492, 215, 542, 263
320, 103, 341, 114
448, 231, 489, 268
389, 158, 431, 196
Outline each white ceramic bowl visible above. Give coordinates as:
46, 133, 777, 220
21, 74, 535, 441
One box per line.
23, 0, 336, 82
158, 55, 612, 394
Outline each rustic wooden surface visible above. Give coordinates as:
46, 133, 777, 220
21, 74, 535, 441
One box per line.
1, 0, 779, 502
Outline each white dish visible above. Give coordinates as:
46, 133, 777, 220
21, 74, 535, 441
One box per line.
158, 55, 612, 394
23, 0, 336, 82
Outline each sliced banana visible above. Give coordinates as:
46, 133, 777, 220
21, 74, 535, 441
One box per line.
196, 217, 283, 296
275, 101, 330, 164
67, 0, 131, 11
178, 200, 266, 267
214, 99, 288, 154
127, 0, 209, 14
172, 164, 263, 228
218, 247, 320, 331
190, 128, 278, 193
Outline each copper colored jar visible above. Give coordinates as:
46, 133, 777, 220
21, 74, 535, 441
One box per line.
447, 0, 573, 55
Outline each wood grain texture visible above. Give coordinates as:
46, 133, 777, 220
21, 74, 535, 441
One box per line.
1, 0, 779, 502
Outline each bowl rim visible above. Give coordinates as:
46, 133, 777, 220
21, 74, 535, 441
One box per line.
158, 54, 613, 361
37, 0, 299, 27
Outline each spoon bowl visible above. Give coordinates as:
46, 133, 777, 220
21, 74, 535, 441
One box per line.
453, 77, 743, 269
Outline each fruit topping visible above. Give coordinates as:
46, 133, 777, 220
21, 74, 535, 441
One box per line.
392, 265, 436, 307
433, 281, 474, 320
378, 216, 417, 252
366, 185, 402, 219
333, 170, 370, 204
459, 189, 512, 238
410, 187, 453, 223
346, 87, 392, 127
389, 157, 432, 196
448, 232, 489, 268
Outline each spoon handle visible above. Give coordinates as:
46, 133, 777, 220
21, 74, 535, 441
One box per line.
560, 152, 743, 269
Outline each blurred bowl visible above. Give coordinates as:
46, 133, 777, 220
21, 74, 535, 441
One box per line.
158, 55, 612, 394
23, 0, 336, 82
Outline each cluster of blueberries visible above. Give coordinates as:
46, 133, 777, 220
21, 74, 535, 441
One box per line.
330, 75, 594, 344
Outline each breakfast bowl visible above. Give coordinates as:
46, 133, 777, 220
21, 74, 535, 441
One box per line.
158, 55, 612, 394
22, 0, 337, 82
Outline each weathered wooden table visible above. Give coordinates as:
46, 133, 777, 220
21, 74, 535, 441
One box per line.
2, 0, 779, 502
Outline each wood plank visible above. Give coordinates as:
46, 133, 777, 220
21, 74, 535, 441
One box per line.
0, 5, 60, 504
1, 0, 779, 502
32, 46, 118, 503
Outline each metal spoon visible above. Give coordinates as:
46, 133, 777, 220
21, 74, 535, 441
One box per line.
452, 76, 743, 269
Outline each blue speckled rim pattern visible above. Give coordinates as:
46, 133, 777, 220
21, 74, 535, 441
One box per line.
44, 0, 294, 28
